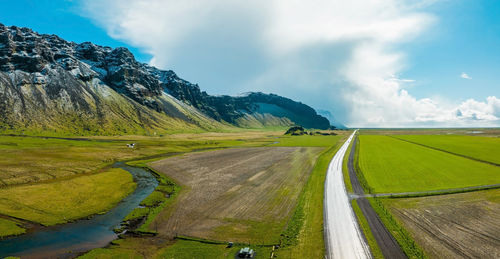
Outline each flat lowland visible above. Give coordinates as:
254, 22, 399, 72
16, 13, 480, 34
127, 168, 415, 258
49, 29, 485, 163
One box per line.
382, 189, 500, 258
394, 134, 500, 165
0, 131, 282, 186
150, 147, 323, 244
0, 168, 136, 226
358, 135, 500, 193
359, 128, 500, 137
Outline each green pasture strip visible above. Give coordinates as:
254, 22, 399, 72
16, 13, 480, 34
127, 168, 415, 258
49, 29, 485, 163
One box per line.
391, 134, 500, 165
157, 239, 272, 259
0, 218, 26, 238
351, 200, 384, 259
358, 135, 500, 193
354, 135, 374, 193
0, 168, 136, 226
342, 136, 354, 193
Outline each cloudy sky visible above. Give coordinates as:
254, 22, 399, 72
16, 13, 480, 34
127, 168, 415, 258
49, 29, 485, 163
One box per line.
2, 0, 499, 127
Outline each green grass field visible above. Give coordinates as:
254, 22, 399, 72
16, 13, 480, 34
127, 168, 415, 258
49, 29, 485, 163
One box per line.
358, 135, 500, 193
394, 135, 500, 165
0, 168, 136, 226
0, 218, 26, 237
158, 239, 272, 259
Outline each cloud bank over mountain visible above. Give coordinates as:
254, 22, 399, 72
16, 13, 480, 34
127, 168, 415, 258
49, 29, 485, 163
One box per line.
80, 0, 500, 127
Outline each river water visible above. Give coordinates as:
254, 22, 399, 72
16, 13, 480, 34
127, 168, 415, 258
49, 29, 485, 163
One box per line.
0, 162, 158, 258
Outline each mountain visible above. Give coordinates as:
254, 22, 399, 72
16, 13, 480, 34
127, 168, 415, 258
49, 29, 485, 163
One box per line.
0, 23, 330, 135
316, 110, 347, 129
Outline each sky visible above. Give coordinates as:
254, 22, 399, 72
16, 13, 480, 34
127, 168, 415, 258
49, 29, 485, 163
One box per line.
1, 0, 499, 127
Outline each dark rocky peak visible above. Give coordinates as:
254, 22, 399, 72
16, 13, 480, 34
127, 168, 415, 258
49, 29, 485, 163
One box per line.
74, 42, 110, 62
108, 47, 136, 66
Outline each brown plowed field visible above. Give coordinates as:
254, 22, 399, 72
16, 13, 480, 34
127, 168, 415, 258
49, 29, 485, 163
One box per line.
384, 189, 500, 259
150, 147, 322, 244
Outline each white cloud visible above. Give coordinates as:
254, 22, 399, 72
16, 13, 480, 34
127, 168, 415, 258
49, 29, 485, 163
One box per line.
461, 72, 472, 79
79, 0, 499, 127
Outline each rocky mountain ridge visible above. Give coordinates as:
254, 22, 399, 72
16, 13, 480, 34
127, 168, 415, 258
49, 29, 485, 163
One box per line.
0, 23, 331, 134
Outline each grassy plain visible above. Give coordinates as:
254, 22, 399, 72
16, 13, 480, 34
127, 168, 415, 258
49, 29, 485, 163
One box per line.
158, 239, 271, 259
0, 130, 348, 258
358, 135, 500, 193
272, 134, 343, 147
394, 134, 500, 165
0, 131, 284, 186
0, 168, 136, 226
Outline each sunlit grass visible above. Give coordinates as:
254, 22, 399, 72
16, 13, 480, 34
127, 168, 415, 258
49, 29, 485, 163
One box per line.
358, 135, 500, 193
0, 168, 136, 226
0, 218, 26, 237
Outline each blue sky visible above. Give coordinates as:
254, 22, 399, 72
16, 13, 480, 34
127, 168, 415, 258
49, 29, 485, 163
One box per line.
401, 0, 500, 101
1, 0, 499, 127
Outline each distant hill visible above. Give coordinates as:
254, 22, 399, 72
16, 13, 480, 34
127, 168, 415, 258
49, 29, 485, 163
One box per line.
317, 109, 347, 129
0, 23, 331, 135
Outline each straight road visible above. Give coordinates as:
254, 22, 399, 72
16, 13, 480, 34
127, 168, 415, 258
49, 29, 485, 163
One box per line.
324, 130, 371, 259
348, 136, 407, 259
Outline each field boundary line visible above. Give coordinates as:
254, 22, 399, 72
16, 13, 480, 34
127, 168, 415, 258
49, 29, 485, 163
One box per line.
354, 183, 500, 199
388, 136, 500, 167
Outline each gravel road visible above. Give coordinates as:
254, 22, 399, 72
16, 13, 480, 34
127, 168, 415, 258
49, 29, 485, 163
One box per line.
348, 135, 407, 259
324, 130, 371, 259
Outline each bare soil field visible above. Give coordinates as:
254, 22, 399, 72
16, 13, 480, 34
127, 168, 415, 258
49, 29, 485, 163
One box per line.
383, 189, 500, 259
150, 147, 323, 244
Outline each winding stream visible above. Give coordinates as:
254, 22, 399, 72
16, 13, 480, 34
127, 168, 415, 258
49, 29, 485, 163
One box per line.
0, 162, 158, 258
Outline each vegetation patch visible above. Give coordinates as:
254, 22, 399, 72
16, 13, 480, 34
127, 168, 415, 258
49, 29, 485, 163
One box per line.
351, 200, 383, 259
272, 134, 342, 147
0, 218, 26, 238
358, 135, 500, 193
0, 168, 136, 226
393, 134, 500, 165
342, 136, 355, 193
119, 166, 180, 234
158, 239, 272, 259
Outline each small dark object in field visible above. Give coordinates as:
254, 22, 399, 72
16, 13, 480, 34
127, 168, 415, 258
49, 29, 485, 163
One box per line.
238, 247, 254, 258
285, 126, 305, 135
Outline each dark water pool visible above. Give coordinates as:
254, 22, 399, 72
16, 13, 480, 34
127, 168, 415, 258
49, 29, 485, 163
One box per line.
0, 162, 158, 258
